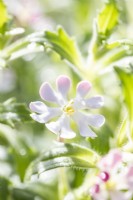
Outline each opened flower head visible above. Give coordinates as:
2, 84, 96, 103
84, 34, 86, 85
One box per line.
90, 150, 133, 200
29, 75, 105, 139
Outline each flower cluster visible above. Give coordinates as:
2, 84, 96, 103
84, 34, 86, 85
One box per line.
90, 150, 133, 200
29, 75, 105, 139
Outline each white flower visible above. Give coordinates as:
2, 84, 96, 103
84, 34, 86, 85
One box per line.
29, 75, 105, 139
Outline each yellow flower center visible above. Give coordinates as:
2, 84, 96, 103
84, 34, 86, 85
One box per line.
105, 180, 116, 190
63, 100, 75, 115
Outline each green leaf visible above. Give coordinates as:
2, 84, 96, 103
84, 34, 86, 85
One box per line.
116, 117, 128, 147
115, 67, 133, 140
97, 2, 119, 37
0, 0, 8, 31
0, 98, 32, 127
1, 31, 46, 65
0, 177, 11, 200
12, 189, 34, 200
12, 145, 38, 182
99, 40, 133, 68
12, 182, 58, 200
104, 39, 133, 53
25, 143, 99, 180
89, 2, 120, 61
0, 123, 17, 146
45, 27, 83, 71
88, 124, 113, 155
0, 123, 38, 182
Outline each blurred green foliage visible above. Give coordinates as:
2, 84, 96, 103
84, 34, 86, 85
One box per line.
0, 0, 133, 199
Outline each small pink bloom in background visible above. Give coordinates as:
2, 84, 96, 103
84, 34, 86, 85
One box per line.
125, 166, 133, 190
5, 0, 53, 30
99, 171, 110, 182
29, 75, 105, 139
98, 149, 122, 171
90, 150, 133, 200
90, 183, 100, 195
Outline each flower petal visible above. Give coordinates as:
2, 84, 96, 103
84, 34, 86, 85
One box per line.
85, 96, 104, 109
110, 191, 129, 200
126, 166, 133, 190
76, 80, 92, 98
99, 150, 122, 170
29, 101, 47, 113
73, 113, 97, 138
45, 120, 61, 133
39, 82, 58, 103
30, 113, 46, 123
60, 116, 76, 139
79, 122, 97, 138
56, 75, 71, 98
87, 114, 105, 127
46, 115, 76, 139
30, 107, 62, 123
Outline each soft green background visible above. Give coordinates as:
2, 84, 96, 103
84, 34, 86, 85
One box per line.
0, 0, 133, 199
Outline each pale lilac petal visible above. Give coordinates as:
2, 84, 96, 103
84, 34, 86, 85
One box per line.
87, 114, 105, 127
76, 80, 92, 98
85, 96, 104, 109
56, 75, 71, 98
45, 120, 61, 134
30, 107, 62, 123
46, 115, 76, 139
79, 122, 96, 138
73, 113, 97, 138
60, 116, 76, 139
29, 101, 47, 113
39, 82, 58, 103
30, 113, 46, 123
74, 112, 105, 128
73, 98, 83, 110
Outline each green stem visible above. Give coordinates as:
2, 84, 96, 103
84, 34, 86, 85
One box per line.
58, 168, 69, 200
1, 32, 45, 59
57, 136, 69, 200
84, 48, 129, 81
8, 45, 44, 61
3, 38, 30, 56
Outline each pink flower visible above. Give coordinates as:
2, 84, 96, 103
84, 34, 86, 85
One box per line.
90, 150, 133, 200
29, 75, 105, 139
98, 149, 122, 172
125, 166, 133, 190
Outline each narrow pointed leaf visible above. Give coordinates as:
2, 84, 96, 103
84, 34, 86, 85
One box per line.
115, 67, 133, 140
88, 124, 113, 155
117, 117, 129, 147
26, 143, 99, 180
0, 177, 11, 200
12, 182, 58, 200
0, 0, 8, 31
0, 123, 38, 182
97, 2, 119, 37
45, 27, 83, 70
0, 123, 17, 147
0, 98, 32, 127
